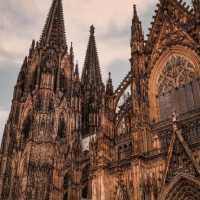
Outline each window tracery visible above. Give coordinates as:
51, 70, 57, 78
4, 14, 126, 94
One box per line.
157, 55, 200, 120
158, 55, 196, 95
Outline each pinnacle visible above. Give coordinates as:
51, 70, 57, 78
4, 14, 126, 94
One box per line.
109, 72, 111, 79
90, 25, 95, 35
106, 72, 114, 95
133, 4, 139, 22
131, 4, 144, 46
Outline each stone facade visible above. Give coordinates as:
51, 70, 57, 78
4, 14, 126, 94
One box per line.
0, 0, 200, 199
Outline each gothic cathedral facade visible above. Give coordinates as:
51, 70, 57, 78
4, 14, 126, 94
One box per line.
0, 0, 200, 199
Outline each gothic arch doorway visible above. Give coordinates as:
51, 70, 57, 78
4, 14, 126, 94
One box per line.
160, 175, 200, 200
148, 46, 200, 122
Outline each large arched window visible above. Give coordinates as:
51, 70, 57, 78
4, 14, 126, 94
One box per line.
157, 55, 200, 121
148, 47, 200, 122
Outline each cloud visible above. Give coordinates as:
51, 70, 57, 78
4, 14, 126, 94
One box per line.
0, 0, 159, 71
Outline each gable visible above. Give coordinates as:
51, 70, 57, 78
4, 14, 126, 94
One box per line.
145, 1, 194, 63
162, 125, 200, 189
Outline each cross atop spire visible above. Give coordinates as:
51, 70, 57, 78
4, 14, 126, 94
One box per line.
40, 0, 67, 51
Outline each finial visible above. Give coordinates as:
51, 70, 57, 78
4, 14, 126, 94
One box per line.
90, 25, 95, 35
133, 4, 137, 14
133, 4, 139, 21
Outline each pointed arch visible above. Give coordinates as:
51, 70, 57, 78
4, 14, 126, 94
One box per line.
160, 174, 200, 200
148, 46, 200, 122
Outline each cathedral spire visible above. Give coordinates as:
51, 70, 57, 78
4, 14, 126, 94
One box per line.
81, 25, 104, 137
133, 4, 140, 23
81, 25, 103, 87
131, 5, 144, 53
40, 0, 67, 50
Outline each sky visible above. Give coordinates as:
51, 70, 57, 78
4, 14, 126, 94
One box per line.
0, 0, 192, 140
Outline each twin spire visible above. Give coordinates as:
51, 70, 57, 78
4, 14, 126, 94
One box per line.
40, 0, 103, 92
40, 0, 67, 50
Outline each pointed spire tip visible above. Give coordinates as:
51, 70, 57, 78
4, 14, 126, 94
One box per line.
109, 72, 111, 79
133, 4, 139, 19
90, 25, 95, 35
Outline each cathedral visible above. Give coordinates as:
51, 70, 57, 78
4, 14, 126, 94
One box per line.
1, 0, 200, 199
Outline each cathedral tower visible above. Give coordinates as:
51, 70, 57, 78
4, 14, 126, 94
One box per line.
0, 0, 80, 199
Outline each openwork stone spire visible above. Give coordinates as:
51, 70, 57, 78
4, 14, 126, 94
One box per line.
40, 0, 67, 50
81, 25, 103, 87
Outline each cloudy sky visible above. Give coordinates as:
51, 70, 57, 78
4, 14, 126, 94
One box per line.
0, 0, 192, 140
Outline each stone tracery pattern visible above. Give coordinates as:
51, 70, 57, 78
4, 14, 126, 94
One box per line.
158, 55, 196, 95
